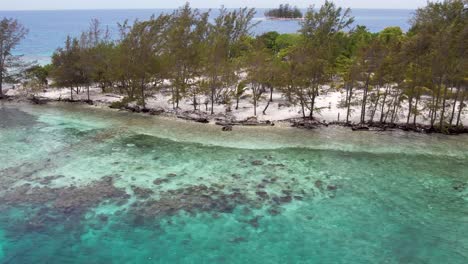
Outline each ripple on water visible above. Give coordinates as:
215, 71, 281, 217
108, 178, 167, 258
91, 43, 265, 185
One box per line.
0, 102, 467, 263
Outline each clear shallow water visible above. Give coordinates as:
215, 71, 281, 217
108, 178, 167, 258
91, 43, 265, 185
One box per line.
0, 9, 413, 64
0, 102, 467, 263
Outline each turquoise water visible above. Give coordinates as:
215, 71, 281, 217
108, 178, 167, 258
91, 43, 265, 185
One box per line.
0, 102, 467, 263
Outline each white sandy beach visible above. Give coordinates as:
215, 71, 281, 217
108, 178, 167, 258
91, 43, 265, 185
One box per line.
5, 86, 467, 126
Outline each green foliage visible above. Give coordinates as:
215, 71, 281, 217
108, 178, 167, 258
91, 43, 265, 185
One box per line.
45, 1, 467, 128
0, 18, 29, 97
109, 97, 133, 109
265, 4, 303, 19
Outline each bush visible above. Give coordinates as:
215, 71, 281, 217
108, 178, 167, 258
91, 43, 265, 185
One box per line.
109, 97, 132, 109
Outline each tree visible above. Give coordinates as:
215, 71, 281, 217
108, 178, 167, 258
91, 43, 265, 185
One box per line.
51, 36, 82, 100
298, 1, 354, 118
0, 18, 28, 98
119, 15, 171, 108
205, 7, 257, 114
165, 4, 209, 110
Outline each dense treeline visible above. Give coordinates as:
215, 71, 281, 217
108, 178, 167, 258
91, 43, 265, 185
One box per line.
9, 0, 468, 132
265, 4, 303, 19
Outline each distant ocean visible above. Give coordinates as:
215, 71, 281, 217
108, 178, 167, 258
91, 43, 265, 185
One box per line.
0, 9, 413, 64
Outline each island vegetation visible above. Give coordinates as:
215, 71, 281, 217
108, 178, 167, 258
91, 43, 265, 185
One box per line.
0, 0, 467, 134
265, 4, 303, 19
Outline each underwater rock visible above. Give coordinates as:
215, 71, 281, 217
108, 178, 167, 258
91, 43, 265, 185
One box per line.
38, 175, 65, 185
294, 196, 304, 201
251, 160, 264, 166
248, 216, 261, 228
0, 176, 129, 216
314, 180, 324, 189
130, 184, 249, 218
256, 191, 269, 199
279, 196, 292, 203
452, 182, 466, 192
166, 173, 177, 178
153, 178, 170, 185
327, 185, 338, 191
230, 237, 247, 243
98, 214, 109, 222
268, 207, 282, 216
131, 186, 154, 199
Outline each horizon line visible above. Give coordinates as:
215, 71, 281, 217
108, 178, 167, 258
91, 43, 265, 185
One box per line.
0, 7, 416, 12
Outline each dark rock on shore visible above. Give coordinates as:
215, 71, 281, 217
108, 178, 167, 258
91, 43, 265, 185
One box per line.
222, 125, 233, 131
290, 118, 326, 129
30, 96, 50, 105
177, 113, 209, 123
351, 125, 369, 131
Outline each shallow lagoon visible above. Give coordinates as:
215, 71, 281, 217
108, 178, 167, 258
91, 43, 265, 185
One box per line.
0, 102, 467, 263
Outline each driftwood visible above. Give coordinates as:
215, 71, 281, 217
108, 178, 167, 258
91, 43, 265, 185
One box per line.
215, 120, 274, 127
30, 96, 50, 105
289, 118, 328, 129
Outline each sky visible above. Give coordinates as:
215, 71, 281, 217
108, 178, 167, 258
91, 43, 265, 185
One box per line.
0, 0, 429, 11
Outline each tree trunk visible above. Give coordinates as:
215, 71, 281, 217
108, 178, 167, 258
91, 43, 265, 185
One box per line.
431, 79, 442, 128
406, 97, 413, 125
171, 87, 175, 109
175, 87, 180, 109
309, 93, 316, 119
269, 86, 274, 102
253, 85, 257, 116
70, 87, 73, 100
360, 75, 370, 124
211, 86, 215, 114
449, 85, 459, 126
390, 94, 400, 124
140, 79, 146, 109
456, 91, 465, 127
0, 73, 3, 98
263, 85, 273, 115
383, 96, 394, 123
439, 84, 448, 129
370, 92, 380, 123
87, 86, 90, 102
346, 85, 353, 124
379, 86, 389, 123
193, 94, 197, 111
413, 96, 419, 125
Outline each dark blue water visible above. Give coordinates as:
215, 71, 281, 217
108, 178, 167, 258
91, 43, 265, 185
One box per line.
0, 9, 413, 64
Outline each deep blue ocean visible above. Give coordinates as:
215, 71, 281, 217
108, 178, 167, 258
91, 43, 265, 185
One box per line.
0, 8, 413, 64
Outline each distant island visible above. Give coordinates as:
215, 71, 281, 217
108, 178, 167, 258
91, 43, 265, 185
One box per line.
265, 4, 303, 20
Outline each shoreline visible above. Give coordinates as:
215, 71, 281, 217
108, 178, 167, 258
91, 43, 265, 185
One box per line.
3, 91, 467, 136
3, 87, 468, 135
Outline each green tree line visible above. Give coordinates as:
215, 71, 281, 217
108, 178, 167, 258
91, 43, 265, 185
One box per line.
3, 1, 467, 131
